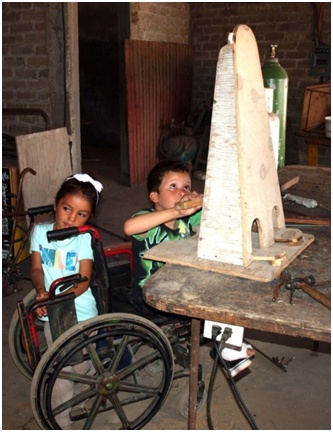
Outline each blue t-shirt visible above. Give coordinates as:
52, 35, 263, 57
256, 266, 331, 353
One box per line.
30, 223, 98, 321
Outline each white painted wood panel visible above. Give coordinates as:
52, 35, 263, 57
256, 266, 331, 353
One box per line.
15, 128, 72, 211
197, 25, 285, 267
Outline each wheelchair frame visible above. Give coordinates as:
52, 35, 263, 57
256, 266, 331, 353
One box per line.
11, 223, 206, 429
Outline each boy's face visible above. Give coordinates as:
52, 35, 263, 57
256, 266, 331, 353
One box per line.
149, 170, 191, 210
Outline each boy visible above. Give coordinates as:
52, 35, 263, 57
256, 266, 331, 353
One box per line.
124, 160, 203, 316
124, 160, 255, 363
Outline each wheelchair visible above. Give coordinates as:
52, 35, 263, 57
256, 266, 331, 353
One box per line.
9, 222, 206, 429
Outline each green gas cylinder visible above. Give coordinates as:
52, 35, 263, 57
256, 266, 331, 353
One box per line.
262, 45, 288, 168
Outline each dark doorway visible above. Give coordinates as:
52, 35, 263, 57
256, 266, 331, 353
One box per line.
78, 3, 129, 183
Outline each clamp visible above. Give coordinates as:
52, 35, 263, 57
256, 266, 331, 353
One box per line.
285, 275, 331, 310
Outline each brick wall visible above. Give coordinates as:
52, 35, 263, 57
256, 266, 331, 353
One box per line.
190, 2, 331, 165
2, 3, 330, 165
130, 2, 190, 44
2, 2, 190, 138
2, 2, 65, 136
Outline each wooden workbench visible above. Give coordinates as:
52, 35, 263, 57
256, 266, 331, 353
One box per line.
143, 165, 331, 429
144, 222, 330, 340
143, 224, 330, 429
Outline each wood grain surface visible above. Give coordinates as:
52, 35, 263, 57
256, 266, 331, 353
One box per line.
15, 128, 72, 210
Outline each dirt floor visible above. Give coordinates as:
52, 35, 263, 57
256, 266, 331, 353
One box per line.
2, 148, 331, 430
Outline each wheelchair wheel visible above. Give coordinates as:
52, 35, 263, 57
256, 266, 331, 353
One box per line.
8, 288, 46, 379
31, 313, 174, 430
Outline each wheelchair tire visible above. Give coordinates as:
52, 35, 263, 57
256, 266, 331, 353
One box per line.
31, 312, 174, 430
8, 288, 46, 379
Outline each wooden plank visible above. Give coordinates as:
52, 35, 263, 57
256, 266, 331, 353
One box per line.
15, 128, 72, 211
285, 216, 330, 226
65, 3, 81, 174
144, 232, 315, 282
280, 176, 299, 192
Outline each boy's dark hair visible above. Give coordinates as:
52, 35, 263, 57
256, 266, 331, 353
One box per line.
55, 177, 99, 214
147, 160, 191, 194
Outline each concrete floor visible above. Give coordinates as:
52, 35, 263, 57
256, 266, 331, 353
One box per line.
2, 148, 331, 430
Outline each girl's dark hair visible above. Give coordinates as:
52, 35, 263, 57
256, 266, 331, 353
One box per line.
147, 160, 191, 194
55, 176, 99, 214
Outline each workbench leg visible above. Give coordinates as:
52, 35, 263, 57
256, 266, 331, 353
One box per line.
188, 318, 201, 430
307, 143, 318, 166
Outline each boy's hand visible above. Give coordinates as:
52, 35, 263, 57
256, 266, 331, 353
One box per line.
175, 193, 203, 213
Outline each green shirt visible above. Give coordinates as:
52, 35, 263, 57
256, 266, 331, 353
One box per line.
131, 208, 202, 294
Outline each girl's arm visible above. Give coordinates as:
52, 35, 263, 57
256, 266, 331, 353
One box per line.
31, 252, 92, 297
31, 251, 48, 317
31, 253, 93, 316
62, 259, 93, 297
31, 251, 46, 295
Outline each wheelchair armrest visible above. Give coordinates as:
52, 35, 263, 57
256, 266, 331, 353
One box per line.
49, 274, 88, 299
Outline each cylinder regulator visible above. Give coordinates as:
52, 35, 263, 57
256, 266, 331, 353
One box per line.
262, 45, 288, 169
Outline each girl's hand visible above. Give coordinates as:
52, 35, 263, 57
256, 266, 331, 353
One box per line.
35, 290, 49, 317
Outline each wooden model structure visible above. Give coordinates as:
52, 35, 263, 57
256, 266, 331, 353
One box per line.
197, 25, 285, 267
145, 25, 314, 282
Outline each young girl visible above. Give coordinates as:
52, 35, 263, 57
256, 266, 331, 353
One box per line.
30, 173, 103, 429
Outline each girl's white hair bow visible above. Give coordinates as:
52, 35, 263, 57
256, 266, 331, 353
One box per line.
68, 174, 103, 193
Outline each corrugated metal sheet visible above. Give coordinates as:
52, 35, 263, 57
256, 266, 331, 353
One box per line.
125, 40, 193, 186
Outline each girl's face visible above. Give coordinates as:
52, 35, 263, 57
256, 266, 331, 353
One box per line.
150, 170, 191, 210
54, 193, 92, 229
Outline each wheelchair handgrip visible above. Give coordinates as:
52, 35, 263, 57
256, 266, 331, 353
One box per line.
28, 204, 54, 217
47, 227, 79, 241
47, 225, 101, 242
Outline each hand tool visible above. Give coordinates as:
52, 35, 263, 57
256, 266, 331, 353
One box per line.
283, 193, 318, 208
285, 275, 331, 310
272, 269, 292, 301
175, 197, 204, 210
